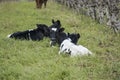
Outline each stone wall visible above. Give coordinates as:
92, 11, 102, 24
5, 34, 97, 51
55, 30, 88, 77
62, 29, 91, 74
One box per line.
55, 0, 120, 33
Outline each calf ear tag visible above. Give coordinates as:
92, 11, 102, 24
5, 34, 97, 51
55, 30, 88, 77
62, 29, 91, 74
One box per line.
52, 28, 57, 31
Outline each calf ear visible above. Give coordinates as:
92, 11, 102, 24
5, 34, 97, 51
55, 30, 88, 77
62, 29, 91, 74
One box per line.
52, 19, 55, 24
77, 33, 80, 38
67, 33, 70, 36
59, 28, 65, 32
57, 20, 60, 25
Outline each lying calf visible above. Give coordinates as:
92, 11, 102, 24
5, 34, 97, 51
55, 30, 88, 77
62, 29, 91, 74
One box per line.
48, 19, 80, 46
7, 24, 49, 41
59, 38, 92, 57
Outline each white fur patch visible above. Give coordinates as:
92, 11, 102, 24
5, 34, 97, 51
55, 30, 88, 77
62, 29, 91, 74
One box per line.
51, 28, 57, 31
59, 39, 92, 57
7, 34, 11, 38
28, 29, 32, 40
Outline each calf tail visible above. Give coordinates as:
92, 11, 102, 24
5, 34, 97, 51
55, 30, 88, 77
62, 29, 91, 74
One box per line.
7, 34, 12, 38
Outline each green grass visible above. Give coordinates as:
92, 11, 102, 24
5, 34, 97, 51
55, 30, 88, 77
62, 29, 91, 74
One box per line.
0, 0, 120, 80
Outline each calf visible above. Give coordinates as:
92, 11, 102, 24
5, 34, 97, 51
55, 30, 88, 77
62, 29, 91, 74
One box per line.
35, 0, 48, 9
59, 38, 92, 57
48, 19, 80, 46
49, 19, 61, 46
7, 24, 49, 41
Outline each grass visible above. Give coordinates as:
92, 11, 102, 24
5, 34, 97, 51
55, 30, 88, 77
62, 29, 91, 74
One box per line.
0, 0, 120, 80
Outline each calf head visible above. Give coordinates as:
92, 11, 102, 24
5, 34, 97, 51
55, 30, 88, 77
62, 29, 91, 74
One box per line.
51, 19, 61, 29
49, 19, 62, 45
36, 24, 50, 37
68, 33, 80, 44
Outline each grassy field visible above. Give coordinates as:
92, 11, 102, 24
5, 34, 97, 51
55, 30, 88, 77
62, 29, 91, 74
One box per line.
0, 0, 120, 80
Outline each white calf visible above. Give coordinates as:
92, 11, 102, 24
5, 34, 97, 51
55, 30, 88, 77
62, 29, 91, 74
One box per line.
59, 38, 92, 57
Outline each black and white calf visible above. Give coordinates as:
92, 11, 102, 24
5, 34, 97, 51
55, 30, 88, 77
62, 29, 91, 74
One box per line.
48, 19, 62, 46
48, 19, 80, 46
59, 38, 92, 57
7, 24, 50, 41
